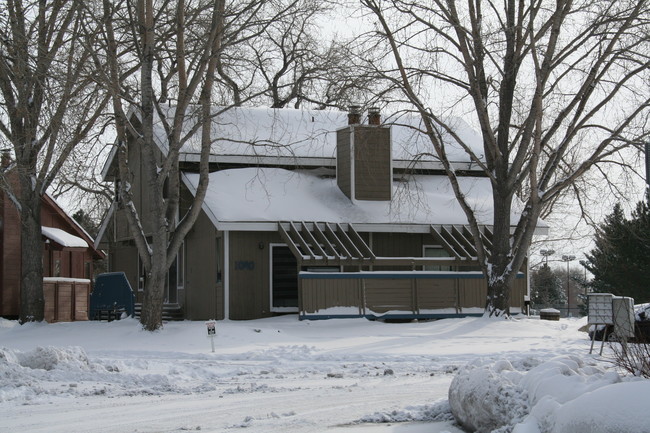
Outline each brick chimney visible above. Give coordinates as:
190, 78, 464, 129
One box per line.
348, 105, 361, 125
368, 107, 381, 125
336, 108, 392, 202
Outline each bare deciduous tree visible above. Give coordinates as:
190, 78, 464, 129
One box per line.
0, 0, 109, 323
361, 0, 650, 316
93, 0, 323, 331
90, 0, 225, 331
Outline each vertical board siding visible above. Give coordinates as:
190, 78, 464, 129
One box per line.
111, 243, 139, 297
416, 279, 458, 310
300, 273, 527, 318
364, 278, 414, 314
184, 211, 219, 320
459, 279, 486, 308
371, 233, 425, 271
228, 231, 281, 320
353, 127, 391, 201
336, 129, 352, 200
1, 192, 21, 316
301, 278, 361, 314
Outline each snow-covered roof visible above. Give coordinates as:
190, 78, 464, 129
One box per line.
154, 105, 484, 164
182, 167, 532, 232
42, 226, 89, 248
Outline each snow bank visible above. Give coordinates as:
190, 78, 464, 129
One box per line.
1, 346, 94, 371
551, 381, 650, 433
450, 354, 649, 433
357, 400, 454, 424
449, 358, 530, 432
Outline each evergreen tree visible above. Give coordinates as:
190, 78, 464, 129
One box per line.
531, 264, 566, 308
583, 195, 650, 303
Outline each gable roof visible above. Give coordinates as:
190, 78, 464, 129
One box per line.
103, 105, 486, 179
41, 194, 105, 258
182, 167, 547, 234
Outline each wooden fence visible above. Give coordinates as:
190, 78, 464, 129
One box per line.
299, 271, 526, 320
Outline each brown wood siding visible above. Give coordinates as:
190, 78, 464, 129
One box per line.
336, 129, 352, 200
416, 279, 458, 310
301, 278, 362, 314
353, 126, 391, 201
511, 277, 527, 310
459, 277, 527, 311
1, 192, 21, 316
371, 232, 425, 271
184, 211, 219, 320
459, 278, 486, 308
110, 243, 140, 297
228, 231, 281, 320
364, 278, 414, 314
114, 209, 131, 240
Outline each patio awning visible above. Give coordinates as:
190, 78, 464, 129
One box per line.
277, 221, 491, 267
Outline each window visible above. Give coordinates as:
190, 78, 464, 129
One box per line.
423, 246, 453, 271
84, 261, 92, 279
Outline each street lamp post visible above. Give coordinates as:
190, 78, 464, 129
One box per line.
540, 249, 555, 266
562, 255, 576, 316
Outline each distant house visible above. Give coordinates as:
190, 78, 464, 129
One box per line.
0, 156, 105, 321
98, 106, 546, 320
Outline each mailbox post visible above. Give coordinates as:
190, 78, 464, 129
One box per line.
206, 320, 216, 352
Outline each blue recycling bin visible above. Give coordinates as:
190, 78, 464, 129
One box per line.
90, 272, 136, 320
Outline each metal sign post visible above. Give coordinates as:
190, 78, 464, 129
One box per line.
205, 320, 216, 353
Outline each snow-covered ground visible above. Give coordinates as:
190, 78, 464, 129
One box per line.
0, 315, 647, 433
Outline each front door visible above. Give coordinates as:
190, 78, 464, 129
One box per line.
271, 245, 298, 312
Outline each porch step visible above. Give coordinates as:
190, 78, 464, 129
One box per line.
134, 303, 184, 321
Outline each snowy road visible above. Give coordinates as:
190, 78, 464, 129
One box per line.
0, 315, 591, 432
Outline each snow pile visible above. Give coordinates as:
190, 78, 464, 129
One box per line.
449, 358, 530, 432
449, 354, 650, 433
357, 400, 454, 424
9, 346, 93, 371
548, 381, 650, 433
0, 346, 98, 403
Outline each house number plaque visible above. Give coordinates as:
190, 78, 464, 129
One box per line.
235, 261, 255, 270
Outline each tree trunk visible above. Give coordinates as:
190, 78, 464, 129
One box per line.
140, 258, 167, 331
485, 188, 514, 317
19, 182, 44, 323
